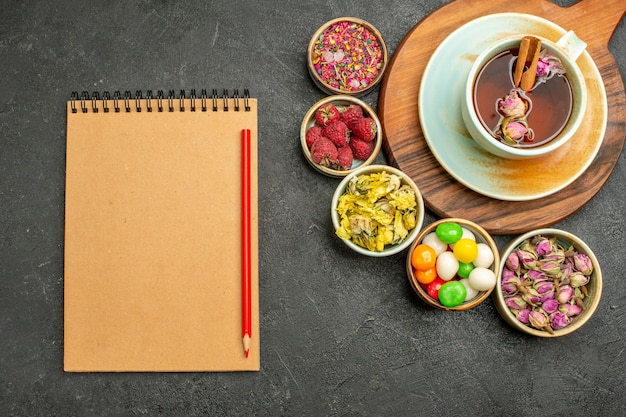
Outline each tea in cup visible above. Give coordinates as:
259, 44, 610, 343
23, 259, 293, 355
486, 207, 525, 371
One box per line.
461, 31, 587, 159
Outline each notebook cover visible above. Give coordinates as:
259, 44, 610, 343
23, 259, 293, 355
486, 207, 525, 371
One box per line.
64, 95, 259, 372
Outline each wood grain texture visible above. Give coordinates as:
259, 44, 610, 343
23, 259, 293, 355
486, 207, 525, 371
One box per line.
378, 0, 626, 234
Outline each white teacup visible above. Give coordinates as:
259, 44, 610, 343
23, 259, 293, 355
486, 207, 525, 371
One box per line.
461, 31, 587, 159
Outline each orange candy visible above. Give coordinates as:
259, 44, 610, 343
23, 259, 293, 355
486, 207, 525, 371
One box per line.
411, 244, 437, 271
415, 267, 438, 284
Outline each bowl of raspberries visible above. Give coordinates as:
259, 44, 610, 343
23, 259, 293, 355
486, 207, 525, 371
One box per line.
301, 95, 382, 177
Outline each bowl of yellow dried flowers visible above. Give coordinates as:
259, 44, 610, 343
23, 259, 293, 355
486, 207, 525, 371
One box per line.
494, 228, 602, 337
331, 165, 424, 257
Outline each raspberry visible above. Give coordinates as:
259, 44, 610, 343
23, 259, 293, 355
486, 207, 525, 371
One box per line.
314, 103, 341, 126
341, 104, 364, 130
310, 137, 338, 166
305, 125, 323, 149
335, 145, 353, 171
351, 117, 377, 142
322, 120, 350, 147
350, 136, 375, 160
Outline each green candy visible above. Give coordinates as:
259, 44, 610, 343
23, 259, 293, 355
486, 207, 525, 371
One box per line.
438, 281, 467, 307
457, 261, 475, 278
435, 222, 463, 244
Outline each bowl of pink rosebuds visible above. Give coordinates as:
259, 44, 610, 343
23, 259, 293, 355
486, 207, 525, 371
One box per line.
494, 228, 602, 337
301, 95, 382, 177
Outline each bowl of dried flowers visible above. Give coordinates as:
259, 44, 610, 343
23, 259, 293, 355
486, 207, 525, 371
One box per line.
301, 95, 382, 177
331, 165, 424, 257
307, 17, 388, 96
494, 228, 602, 337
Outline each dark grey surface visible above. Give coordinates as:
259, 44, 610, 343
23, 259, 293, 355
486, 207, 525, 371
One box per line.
1, 0, 625, 416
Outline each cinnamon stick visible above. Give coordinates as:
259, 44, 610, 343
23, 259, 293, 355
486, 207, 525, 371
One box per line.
520, 37, 541, 90
514, 36, 542, 90
513, 37, 530, 88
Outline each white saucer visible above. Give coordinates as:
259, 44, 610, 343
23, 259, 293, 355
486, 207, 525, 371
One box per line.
418, 13, 607, 201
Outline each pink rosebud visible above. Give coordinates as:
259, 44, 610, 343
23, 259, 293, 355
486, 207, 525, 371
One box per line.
516, 249, 537, 269
560, 261, 573, 281
550, 312, 572, 330
541, 241, 565, 262
540, 291, 555, 303
501, 271, 521, 295
542, 253, 566, 264
542, 298, 559, 314
534, 281, 554, 295
522, 288, 542, 305
527, 269, 548, 282
515, 308, 531, 324
505, 253, 520, 272
556, 285, 574, 304
569, 271, 590, 288
503, 121, 528, 142
501, 266, 516, 280
505, 295, 527, 310
541, 52, 566, 75
573, 253, 593, 275
559, 303, 582, 316
536, 59, 550, 78
528, 310, 549, 330
498, 91, 527, 118
535, 237, 551, 255
539, 261, 561, 276
535, 51, 566, 84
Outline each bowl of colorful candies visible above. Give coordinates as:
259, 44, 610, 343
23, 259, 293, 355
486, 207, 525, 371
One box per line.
331, 164, 424, 257
493, 228, 602, 337
406, 218, 500, 310
301, 95, 382, 177
307, 17, 388, 96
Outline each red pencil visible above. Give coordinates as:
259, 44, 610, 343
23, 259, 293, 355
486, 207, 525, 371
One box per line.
241, 128, 252, 358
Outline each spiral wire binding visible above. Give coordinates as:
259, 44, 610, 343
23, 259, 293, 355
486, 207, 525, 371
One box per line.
70, 89, 251, 113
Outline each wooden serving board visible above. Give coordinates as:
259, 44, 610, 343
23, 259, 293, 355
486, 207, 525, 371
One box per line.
378, 0, 625, 235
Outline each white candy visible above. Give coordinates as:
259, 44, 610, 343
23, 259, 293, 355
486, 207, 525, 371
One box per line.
468, 267, 497, 291
422, 232, 448, 255
436, 251, 459, 281
473, 243, 495, 269
460, 278, 479, 301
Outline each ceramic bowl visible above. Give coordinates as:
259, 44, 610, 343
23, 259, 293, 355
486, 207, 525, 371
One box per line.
307, 17, 388, 97
493, 228, 602, 337
301, 95, 382, 178
461, 32, 587, 159
407, 218, 500, 311
331, 165, 424, 257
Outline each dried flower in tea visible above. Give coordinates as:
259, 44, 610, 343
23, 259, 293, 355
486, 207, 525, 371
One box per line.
492, 47, 566, 146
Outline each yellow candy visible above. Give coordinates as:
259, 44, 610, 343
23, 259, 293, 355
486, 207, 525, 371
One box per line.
452, 238, 479, 263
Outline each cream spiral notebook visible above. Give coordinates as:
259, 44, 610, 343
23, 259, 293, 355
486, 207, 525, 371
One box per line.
64, 89, 259, 372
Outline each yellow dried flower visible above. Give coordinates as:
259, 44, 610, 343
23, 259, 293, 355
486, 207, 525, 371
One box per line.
335, 171, 418, 251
